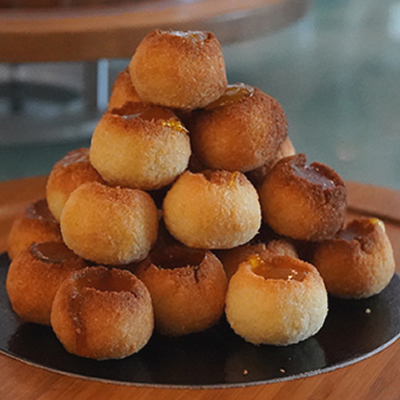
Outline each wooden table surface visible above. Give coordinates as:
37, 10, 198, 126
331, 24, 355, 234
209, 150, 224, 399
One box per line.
0, 176, 400, 400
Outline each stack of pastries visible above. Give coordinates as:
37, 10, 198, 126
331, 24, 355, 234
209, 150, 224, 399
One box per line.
6, 30, 396, 360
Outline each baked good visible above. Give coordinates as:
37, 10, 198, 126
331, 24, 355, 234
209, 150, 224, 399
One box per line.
163, 170, 261, 249
108, 67, 141, 109
225, 254, 328, 345
6, 241, 87, 325
258, 154, 347, 241
135, 245, 227, 336
189, 84, 288, 172
60, 182, 158, 265
7, 199, 62, 260
129, 30, 227, 109
46, 148, 105, 222
311, 217, 395, 298
90, 102, 191, 190
51, 266, 154, 360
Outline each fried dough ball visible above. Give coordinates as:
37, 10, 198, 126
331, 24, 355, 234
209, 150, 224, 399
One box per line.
108, 67, 141, 109
60, 182, 158, 265
311, 218, 395, 298
163, 170, 261, 249
189, 84, 288, 172
51, 266, 154, 360
7, 199, 62, 260
247, 137, 296, 187
259, 154, 347, 241
129, 30, 227, 109
135, 245, 227, 336
46, 148, 105, 222
6, 241, 87, 325
217, 238, 298, 280
225, 255, 328, 345
90, 103, 191, 191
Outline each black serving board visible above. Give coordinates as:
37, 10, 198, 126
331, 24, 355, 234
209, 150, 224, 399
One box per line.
0, 252, 399, 389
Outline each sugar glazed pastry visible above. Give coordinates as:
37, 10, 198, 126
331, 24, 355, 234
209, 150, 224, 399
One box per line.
311, 218, 395, 298
60, 182, 158, 265
108, 68, 141, 109
259, 154, 347, 241
189, 84, 288, 172
51, 266, 154, 360
135, 245, 227, 336
129, 30, 227, 109
46, 148, 105, 222
90, 102, 191, 191
6, 241, 87, 325
225, 254, 328, 345
7, 199, 62, 260
163, 170, 261, 249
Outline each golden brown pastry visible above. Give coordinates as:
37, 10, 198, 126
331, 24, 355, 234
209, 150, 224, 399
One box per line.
90, 102, 191, 191
51, 266, 154, 360
135, 245, 227, 336
46, 148, 105, 222
108, 67, 141, 109
6, 241, 87, 325
60, 182, 158, 265
163, 170, 261, 249
189, 84, 288, 172
258, 154, 347, 241
129, 30, 227, 109
225, 254, 328, 345
311, 217, 395, 298
7, 199, 62, 260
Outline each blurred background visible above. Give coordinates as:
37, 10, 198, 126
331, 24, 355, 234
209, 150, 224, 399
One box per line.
0, 0, 399, 189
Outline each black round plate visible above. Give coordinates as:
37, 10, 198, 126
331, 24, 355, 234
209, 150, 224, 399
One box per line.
1, 252, 399, 389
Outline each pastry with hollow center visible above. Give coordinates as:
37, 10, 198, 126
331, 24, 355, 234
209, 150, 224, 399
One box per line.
108, 67, 141, 110
6, 241, 87, 325
90, 102, 191, 191
51, 266, 154, 360
163, 170, 261, 249
311, 217, 395, 298
7, 199, 62, 260
129, 30, 227, 109
60, 182, 158, 265
135, 245, 227, 336
258, 154, 347, 241
46, 148, 105, 222
189, 83, 288, 172
225, 254, 328, 345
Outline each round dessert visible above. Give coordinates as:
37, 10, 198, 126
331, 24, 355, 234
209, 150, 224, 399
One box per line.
6, 241, 87, 325
311, 217, 395, 298
163, 170, 261, 249
46, 148, 105, 222
247, 137, 296, 187
258, 154, 347, 241
225, 254, 328, 345
129, 29, 227, 109
7, 199, 62, 260
90, 102, 191, 191
135, 245, 227, 336
51, 266, 154, 360
189, 84, 288, 172
108, 67, 141, 110
60, 182, 158, 265
217, 238, 298, 280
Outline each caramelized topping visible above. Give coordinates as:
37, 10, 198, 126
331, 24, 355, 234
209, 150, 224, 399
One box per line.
205, 84, 254, 110
248, 255, 306, 282
26, 199, 57, 222
292, 163, 335, 190
30, 242, 76, 263
166, 30, 208, 42
150, 246, 206, 270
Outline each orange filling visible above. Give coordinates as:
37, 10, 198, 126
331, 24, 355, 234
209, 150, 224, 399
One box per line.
205, 84, 254, 110
248, 254, 306, 282
30, 241, 76, 263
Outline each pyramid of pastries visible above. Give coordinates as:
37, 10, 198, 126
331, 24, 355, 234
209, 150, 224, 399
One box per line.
6, 29, 396, 359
